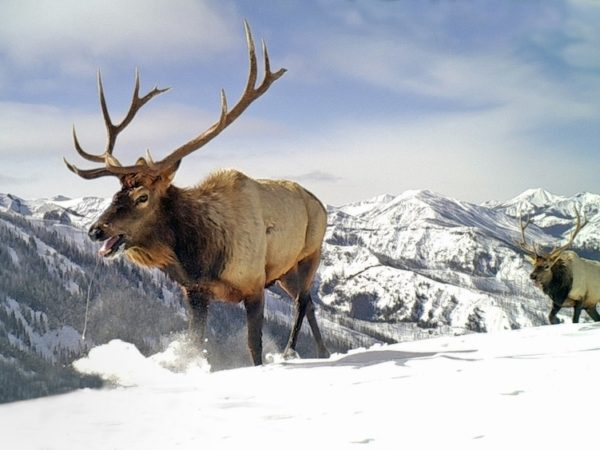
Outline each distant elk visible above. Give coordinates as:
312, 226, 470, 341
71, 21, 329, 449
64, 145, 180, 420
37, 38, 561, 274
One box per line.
518, 208, 600, 324
64, 22, 329, 365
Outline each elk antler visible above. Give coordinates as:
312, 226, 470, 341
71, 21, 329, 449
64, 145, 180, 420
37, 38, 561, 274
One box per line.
65, 21, 286, 180
518, 213, 539, 258
548, 207, 588, 259
64, 70, 170, 179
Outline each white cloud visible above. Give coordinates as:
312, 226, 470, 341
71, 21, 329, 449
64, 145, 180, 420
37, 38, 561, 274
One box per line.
288, 171, 342, 184
315, 29, 597, 125
187, 102, 598, 206
0, 0, 240, 75
0, 102, 67, 154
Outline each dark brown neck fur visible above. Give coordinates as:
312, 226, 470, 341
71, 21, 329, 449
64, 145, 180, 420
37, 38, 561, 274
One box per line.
127, 185, 230, 287
542, 259, 573, 307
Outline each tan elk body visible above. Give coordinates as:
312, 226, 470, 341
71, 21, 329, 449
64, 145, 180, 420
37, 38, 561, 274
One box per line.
557, 251, 600, 309
64, 22, 329, 365
519, 209, 600, 323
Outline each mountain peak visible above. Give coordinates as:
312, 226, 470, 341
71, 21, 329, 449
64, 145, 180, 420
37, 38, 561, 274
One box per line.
507, 188, 561, 208
337, 193, 396, 217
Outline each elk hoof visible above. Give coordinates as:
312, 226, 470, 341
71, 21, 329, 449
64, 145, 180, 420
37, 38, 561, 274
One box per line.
283, 348, 300, 360
317, 346, 330, 359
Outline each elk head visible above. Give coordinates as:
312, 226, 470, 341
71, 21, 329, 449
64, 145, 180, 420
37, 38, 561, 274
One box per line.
64, 22, 286, 260
518, 208, 587, 287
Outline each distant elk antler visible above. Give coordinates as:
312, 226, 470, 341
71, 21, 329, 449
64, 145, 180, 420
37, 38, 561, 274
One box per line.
64, 20, 286, 180
518, 212, 539, 259
518, 207, 587, 261
547, 208, 587, 260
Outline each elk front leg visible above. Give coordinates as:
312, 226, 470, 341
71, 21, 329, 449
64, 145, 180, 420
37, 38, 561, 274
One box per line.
572, 302, 583, 323
244, 293, 264, 366
185, 288, 209, 351
549, 303, 562, 325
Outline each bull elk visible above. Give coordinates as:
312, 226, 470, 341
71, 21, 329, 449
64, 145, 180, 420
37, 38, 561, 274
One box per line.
64, 22, 329, 365
518, 208, 600, 324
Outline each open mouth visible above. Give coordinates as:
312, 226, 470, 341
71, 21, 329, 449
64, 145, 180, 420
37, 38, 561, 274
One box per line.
98, 234, 126, 258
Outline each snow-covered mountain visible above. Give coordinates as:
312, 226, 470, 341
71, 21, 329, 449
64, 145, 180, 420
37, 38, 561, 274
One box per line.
1, 187, 598, 402
319, 187, 600, 334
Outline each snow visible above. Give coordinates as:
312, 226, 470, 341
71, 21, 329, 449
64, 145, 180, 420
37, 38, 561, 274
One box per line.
6, 246, 20, 266
2, 323, 600, 448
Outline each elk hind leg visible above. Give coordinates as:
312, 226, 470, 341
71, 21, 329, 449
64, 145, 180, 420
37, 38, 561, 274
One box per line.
278, 267, 305, 359
297, 252, 329, 358
585, 305, 600, 322
304, 295, 329, 358
280, 252, 329, 359
244, 292, 264, 366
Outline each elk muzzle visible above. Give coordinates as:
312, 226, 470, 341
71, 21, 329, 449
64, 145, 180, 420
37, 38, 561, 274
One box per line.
88, 223, 105, 241
88, 222, 126, 258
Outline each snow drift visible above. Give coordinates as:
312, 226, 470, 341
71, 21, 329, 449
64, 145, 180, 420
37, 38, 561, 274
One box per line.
1, 322, 599, 448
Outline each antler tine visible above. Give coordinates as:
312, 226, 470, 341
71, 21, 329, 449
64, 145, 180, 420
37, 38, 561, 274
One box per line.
64, 72, 118, 169
550, 207, 588, 257
243, 19, 259, 98
72, 125, 105, 163
518, 212, 538, 257
262, 39, 271, 75
101, 69, 171, 158
113, 70, 171, 137
63, 157, 116, 180
219, 89, 229, 126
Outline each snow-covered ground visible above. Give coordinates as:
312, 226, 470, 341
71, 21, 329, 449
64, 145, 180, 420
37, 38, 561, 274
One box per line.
2, 322, 599, 449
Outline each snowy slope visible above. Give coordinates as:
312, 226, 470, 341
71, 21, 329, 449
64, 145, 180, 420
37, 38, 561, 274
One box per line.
1, 322, 599, 449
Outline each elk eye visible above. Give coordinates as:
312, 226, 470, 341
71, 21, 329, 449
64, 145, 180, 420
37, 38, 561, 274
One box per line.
136, 194, 149, 205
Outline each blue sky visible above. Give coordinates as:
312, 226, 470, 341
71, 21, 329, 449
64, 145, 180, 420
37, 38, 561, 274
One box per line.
1, 0, 599, 206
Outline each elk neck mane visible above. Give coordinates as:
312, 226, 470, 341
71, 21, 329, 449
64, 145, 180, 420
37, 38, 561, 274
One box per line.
542, 258, 573, 307
125, 182, 231, 286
